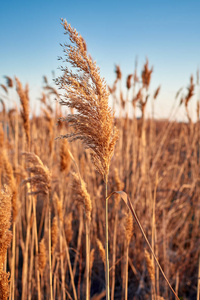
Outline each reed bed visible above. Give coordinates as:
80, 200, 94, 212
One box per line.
0, 21, 200, 300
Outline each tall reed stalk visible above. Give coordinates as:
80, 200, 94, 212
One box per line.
56, 19, 118, 299
105, 179, 110, 300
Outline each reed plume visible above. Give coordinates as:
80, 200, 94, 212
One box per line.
4, 76, 13, 88
141, 59, 153, 89
178, 75, 195, 123
15, 77, 30, 149
185, 75, 195, 107
115, 65, 122, 81
56, 19, 118, 182
96, 238, 105, 266
1, 148, 18, 300
60, 139, 71, 174
39, 238, 47, 276
145, 249, 155, 284
0, 186, 12, 300
125, 211, 133, 245
54, 193, 63, 222
0, 272, 10, 300
71, 172, 92, 221
51, 216, 58, 254
2, 149, 18, 222
153, 86, 161, 100
64, 212, 73, 244
0, 186, 12, 269
90, 248, 95, 274
22, 152, 51, 195
126, 74, 132, 90
145, 249, 156, 299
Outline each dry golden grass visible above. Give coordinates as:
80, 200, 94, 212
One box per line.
0, 20, 200, 300
0, 186, 12, 299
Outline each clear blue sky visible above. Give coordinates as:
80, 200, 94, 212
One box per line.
0, 0, 200, 119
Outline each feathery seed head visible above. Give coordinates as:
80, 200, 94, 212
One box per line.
115, 65, 122, 80
0, 186, 12, 275
0, 271, 10, 300
60, 139, 71, 174
54, 193, 63, 222
15, 77, 30, 148
51, 217, 58, 254
125, 211, 133, 244
126, 74, 132, 90
90, 248, 95, 273
153, 86, 161, 99
4, 76, 13, 88
0, 186, 12, 240
72, 172, 92, 222
96, 238, 105, 265
141, 59, 153, 89
2, 149, 18, 221
197, 101, 200, 119
144, 249, 155, 285
185, 75, 195, 107
64, 212, 73, 244
23, 152, 51, 195
0, 124, 4, 149
39, 238, 47, 276
56, 20, 119, 182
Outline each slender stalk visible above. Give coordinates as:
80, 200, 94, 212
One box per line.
62, 227, 78, 300
111, 207, 118, 300
85, 218, 90, 300
48, 205, 53, 300
105, 179, 110, 300
28, 226, 34, 300
72, 209, 83, 278
53, 261, 59, 300
59, 218, 66, 300
32, 196, 41, 300
125, 242, 129, 300
197, 254, 200, 300
21, 192, 32, 300
175, 270, 179, 298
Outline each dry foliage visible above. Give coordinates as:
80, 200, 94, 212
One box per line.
0, 20, 199, 300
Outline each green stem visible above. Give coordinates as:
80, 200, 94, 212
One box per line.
105, 179, 110, 300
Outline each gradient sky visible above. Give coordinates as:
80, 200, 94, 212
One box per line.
0, 0, 200, 119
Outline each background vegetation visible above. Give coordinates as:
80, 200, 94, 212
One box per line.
0, 49, 200, 299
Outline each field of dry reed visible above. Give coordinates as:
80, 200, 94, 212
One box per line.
0, 21, 200, 300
